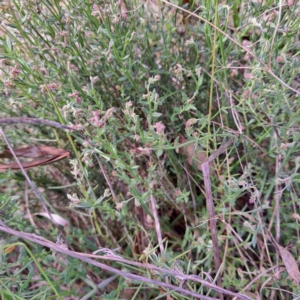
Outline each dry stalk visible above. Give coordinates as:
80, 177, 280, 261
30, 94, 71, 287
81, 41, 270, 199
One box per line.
201, 162, 223, 299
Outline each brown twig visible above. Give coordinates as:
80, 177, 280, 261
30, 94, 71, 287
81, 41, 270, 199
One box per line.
24, 181, 36, 228
200, 137, 236, 298
95, 155, 116, 199
201, 163, 223, 298
205, 138, 236, 165
0, 117, 74, 130
149, 191, 165, 257
149, 185, 170, 289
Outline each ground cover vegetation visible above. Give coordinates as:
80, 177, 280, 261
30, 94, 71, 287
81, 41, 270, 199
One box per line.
0, 0, 300, 299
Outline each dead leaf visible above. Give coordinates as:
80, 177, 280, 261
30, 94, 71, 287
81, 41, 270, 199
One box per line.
146, 0, 161, 15
276, 243, 300, 284
0, 145, 69, 172
178, 134, 215, 174
4, 245, 15, 254
120, 0, 127, 19
33, 212, 69, 227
